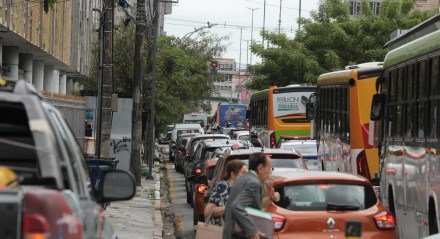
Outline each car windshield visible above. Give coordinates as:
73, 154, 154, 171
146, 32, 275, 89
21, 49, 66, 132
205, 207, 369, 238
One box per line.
282, 143, 317, 155
274, 184, 377, 211
238, 135, 250, 140
240, 158, 305, 169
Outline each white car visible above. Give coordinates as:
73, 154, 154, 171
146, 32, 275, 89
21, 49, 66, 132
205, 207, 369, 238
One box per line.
232, 131, 250, 140
278, 140, 319, 170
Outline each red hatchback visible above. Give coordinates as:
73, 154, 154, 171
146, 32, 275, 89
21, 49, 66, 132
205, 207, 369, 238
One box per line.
266, 170, 396, 239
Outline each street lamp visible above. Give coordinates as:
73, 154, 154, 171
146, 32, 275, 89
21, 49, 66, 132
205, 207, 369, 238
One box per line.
181, 22, 219, 42
247, 7, 259, 66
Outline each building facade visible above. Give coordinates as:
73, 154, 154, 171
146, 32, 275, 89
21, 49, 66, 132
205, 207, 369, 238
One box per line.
347, 0, 439, 16
207, 58, 252, 115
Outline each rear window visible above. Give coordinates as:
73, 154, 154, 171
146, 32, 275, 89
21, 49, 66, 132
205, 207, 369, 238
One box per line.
274, 184, 377, 211
0, 102, 38, 178
239, 135, 250, 140
221, 157, 305, 179
282, 144, 317, 155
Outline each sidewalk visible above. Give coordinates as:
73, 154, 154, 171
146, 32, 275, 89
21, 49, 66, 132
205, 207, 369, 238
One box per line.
105, 162, 163, 239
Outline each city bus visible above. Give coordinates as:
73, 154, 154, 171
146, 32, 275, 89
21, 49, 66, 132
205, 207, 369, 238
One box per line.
313, 63, 382, 184
249, 84, 316, 148
369, 15, 440, 238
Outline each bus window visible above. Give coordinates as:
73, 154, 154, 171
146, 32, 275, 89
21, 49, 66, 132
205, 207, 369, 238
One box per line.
417, 61, 427, 138
405, 65, 415, 138
428, 58, 439, 140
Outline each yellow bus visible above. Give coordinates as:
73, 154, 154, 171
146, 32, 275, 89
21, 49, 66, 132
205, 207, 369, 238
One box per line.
314, 62, 382, 183
250, 84, 316, 148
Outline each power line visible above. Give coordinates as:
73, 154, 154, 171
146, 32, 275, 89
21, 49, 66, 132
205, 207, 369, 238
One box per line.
243, 0, 312, 12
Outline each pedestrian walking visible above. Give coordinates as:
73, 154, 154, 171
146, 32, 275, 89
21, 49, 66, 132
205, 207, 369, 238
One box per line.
222, 152, 272, 239
204, 160, 248, 225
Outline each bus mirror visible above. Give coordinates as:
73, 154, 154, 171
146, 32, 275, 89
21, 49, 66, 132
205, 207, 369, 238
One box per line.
306, 103, 314, 120
370, 94, 384, 121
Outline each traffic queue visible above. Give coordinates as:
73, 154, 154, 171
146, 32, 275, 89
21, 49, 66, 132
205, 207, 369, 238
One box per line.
165, 115, 395, 238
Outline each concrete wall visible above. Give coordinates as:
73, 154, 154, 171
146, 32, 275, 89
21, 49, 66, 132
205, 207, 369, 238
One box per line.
86, 96, 133, 171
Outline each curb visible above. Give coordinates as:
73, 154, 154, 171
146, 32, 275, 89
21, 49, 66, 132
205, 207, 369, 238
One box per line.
153, 161, 163, 239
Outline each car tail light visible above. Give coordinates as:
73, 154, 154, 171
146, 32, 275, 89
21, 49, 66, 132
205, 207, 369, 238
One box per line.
194, 168, 202, 175
270, 132, 276, 148
177, 149, 182, 155
374, 211, 395, 229
197, 184, 207, 194
186, 150, 190, 157
273, 213, 286, 231
356, 150, 371, 179
22, 213, 50, 239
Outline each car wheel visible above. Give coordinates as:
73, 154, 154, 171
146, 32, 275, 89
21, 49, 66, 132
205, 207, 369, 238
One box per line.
186, 179, 191, 204
193, 204, 198, 225
429, 197, 439, 235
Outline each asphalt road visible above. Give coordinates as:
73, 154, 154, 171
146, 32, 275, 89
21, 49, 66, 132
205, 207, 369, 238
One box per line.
166, 162, 196, 239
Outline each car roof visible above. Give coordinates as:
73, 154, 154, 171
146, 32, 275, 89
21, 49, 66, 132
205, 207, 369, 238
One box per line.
225, 148, 301, 157
191, 134, 229, 140
201, 139, 242, 147
281, 140, 317, 145
270, 170, 372, 186
174, 123, 202, 129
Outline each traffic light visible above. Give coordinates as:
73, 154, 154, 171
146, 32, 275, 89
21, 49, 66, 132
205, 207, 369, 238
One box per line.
119, 0, 129, 8
210, 60, 218, 73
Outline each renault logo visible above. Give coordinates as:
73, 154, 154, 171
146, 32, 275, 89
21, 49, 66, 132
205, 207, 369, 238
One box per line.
327, 218, 335, 229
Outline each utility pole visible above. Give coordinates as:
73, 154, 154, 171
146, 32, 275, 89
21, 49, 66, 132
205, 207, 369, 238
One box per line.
262, 0, 266, 47
97, 0, 114, 158
131, 0, 146, 186
245, 40, 250, 67
247, 7, 258, 66
278, 0, 282, 34
298, 0, 302, 31
145, 0, 160, 179
238, 27, 242, 75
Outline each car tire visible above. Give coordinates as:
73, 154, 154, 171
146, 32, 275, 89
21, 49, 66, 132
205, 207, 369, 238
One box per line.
193, 204, 198, 226
429, 197, 439, 235
186, 179, 191, 204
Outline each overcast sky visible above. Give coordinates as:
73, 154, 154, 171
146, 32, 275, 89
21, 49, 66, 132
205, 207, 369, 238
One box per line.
164, 0, 320, 67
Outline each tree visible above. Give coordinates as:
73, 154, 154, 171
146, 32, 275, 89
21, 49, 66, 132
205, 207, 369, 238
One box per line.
82, 22, 227, 133
248, 0, 436, 90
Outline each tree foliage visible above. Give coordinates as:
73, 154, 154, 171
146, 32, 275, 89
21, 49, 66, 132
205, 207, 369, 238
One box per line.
248, 0, 436, 90
82, 23, 227, 132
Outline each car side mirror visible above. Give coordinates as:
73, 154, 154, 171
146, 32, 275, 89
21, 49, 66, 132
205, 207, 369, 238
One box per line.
370, 93, 384, 121
100, 170, 136, 202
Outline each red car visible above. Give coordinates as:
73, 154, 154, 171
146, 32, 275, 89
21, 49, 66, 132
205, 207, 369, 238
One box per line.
192, 157, 219, 225
265, 170, 397, 239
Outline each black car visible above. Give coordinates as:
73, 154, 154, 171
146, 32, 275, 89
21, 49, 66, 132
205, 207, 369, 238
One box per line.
0, 80, 136, 238
185, 139, 242, 206
173, 133, 197, 173
183, 134, 230, 177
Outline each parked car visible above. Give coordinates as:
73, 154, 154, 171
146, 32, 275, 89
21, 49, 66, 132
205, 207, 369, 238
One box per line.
278, 138, 319, 170
0, 80, 136, 238
174, 133, 197, 173
266, 170, 396, 238
169, 123, 204, 161
185, 139, 239, 206
198, 148, 307, 225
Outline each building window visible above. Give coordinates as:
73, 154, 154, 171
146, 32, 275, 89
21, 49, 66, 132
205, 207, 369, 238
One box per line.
350, 1, 354, 15
356, 1, 361, 15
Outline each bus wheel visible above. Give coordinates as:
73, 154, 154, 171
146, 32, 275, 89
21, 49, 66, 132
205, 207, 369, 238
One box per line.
388, 187, 396, 216
429, 197, 439, 235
